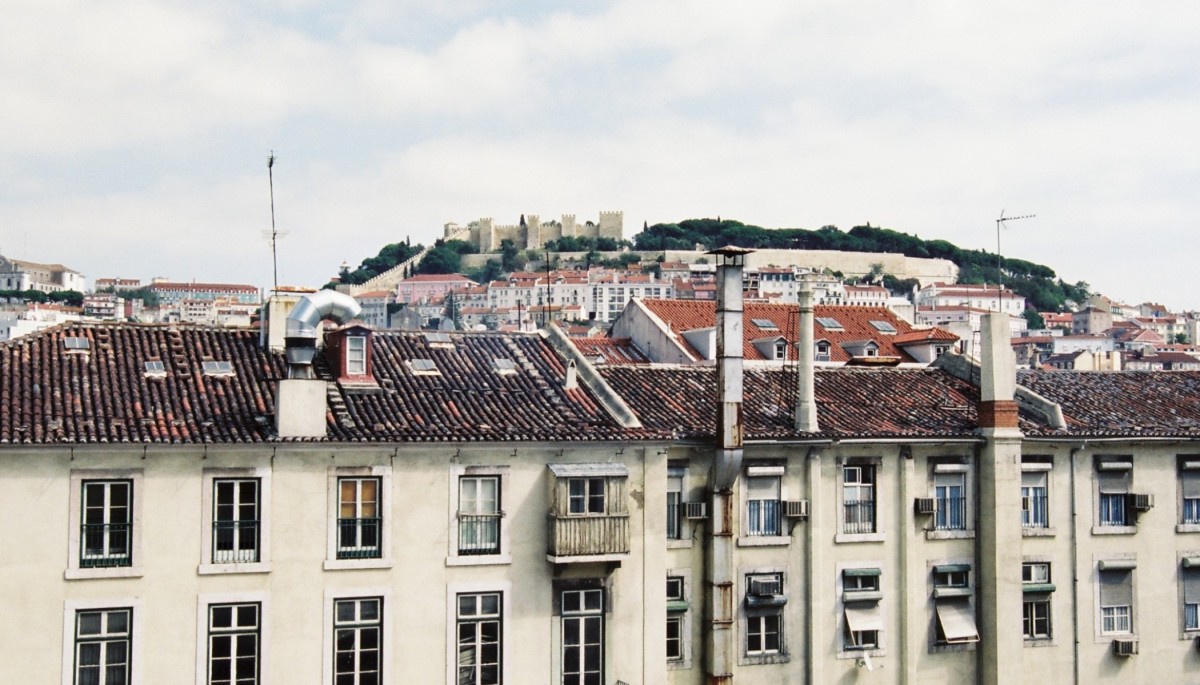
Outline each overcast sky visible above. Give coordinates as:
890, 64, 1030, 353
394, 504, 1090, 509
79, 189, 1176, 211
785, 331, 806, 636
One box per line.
3, 1, 1198, 309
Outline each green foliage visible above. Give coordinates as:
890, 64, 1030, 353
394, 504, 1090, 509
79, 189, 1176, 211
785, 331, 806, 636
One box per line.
634, 218, 1088, 313
543, 235, 629, 252
0, 289, 85, 306
464, 259, 504, 284
416, 239, 476, 275
96, 286, 159, 307
1023, 308, 1046, 330
331, 241, 425, 287
499, 239, 523, 272
1174, 333, 1189, 344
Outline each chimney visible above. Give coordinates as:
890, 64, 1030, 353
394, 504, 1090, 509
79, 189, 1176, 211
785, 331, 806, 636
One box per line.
564, 360, 578, 390
795, 277, 819, 432
706, 245, 752, 685
275, 291, 361, 438
978, 312, 1017, 428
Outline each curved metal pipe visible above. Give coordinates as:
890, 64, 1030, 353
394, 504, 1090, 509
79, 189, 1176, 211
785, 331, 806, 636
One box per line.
286, 290, 362, 339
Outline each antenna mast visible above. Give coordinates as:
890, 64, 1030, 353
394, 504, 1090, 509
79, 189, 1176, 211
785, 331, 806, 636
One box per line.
994, 210, 1035, 309
267, 152, 280, 292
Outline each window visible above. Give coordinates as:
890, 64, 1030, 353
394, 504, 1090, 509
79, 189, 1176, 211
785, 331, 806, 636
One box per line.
561, 589, 603, 685
1021, 471, 1049, 529
745, 476, 781, 537
1181, 561, 1200, 632
81, 480, 132, 568
143, 360, 165, 376
666, 467, 684, 541
64, 336, 91, 351
73, 608, 131, 685
202, 360, 234, 376
817, 317, 843, 330
869, 320, 897, 333
1098, 563, 1134, 635
457, 593, 501, 685
1022, 562, 1054, 641
815, 341, 832, 362
346, 336, 366, 375
568, 478, 606, 515
459, 476, 501, 555
773, 340, 787, 360
338, 477, 381, 559
843, 465, 876, 534
666, 577, 686, 662
334, 598, 382, 685
932, 564, 978, 646
207, 603, 259, 685
751, 318, 778, 330
934, 472, 966, 531
1097, 460, 1132, 527
213, 479, 259, 564
744, 573, 785, 658
1181, 460, 1200, 524
841, 568, 883, 653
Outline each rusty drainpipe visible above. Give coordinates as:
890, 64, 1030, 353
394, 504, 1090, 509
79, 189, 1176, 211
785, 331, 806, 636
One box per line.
706, 245, 752, 684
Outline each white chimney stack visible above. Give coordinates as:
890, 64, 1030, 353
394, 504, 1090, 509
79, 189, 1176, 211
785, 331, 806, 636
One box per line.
795, 277, 819, 432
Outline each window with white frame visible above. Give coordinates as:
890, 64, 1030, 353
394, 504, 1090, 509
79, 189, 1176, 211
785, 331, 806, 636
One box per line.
666, 467, 684, 541
346, 336, 367, 376
207, 603, 259, 685
333, 597, 382, 685
1021, 470, 1049, 529
666, 576, 686, 663
561, 589, 604, 685
744, 468, 782, 537
212, 479, 259, 565
457, 593, 501, 685
338, 477, 381, 559
842, 465, 876, 534
815, 341, 832, 362
744, 573, 786, 658
841, 568, 882, 652
1021, 562, 1054, 640
1181, 459, 1200, 524
81, 480, 133, 568
932, 564, 979, 646
458, 476, 501, 556
1181, 561, 1200, 633
73, 608, 131, 685
1096, 458, 1132, 527
933, 471, 966, 531
1098, 564, 1134, 635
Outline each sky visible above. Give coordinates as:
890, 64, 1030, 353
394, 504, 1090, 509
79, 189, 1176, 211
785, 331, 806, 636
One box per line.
3, 0, 1199, 310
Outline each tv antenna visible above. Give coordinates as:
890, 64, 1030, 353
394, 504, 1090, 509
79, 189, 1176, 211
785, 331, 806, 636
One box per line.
263, 151, 289, 292
994, 210, 1035, 305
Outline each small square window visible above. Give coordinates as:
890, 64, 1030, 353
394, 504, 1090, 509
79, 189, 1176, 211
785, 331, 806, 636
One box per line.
568, 478, 607, 515
1022, 562, 1050, 584
64, 336, 90, 351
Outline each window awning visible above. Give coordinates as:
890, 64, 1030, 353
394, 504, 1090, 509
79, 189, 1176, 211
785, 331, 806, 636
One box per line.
548, 463, 628, 478
936, 600, 980, 644
845, 604, 883, 633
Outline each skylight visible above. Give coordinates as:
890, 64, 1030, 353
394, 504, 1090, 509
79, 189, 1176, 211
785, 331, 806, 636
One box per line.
491, 358, 516, 373
144, 360, 165, 374
409, 358, 439, 374
424, 332, 452, 344
63, 337, 90, 351
201, 361, 234, 376
816, 317, 843, 331
751, 318, 778, 330
870, 320, 897, 333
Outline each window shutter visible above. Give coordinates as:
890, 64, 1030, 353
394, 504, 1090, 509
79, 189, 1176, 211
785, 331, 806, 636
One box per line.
1098, 470, 1130, 494
1183, 568, 1200, 605
1021, 472, 1046, 488
746, 476, 780, 499
1099, 569, 1133, 607
1183, 471, 1200, 499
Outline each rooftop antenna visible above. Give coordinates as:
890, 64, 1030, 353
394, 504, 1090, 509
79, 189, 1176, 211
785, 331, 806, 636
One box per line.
263, 152, 289, 293
994, 210, 1035, 310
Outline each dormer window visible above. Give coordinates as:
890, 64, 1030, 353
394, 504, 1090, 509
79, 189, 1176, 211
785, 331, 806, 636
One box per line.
815, 341, 832, 362
346, 336, 366, 375
774, 340, 787, 360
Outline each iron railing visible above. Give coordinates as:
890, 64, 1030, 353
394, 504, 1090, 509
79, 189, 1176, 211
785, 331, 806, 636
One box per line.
212, 520, 260, 563
843, 500, 876, 534
337, 517, 382, 559
80, 523, 132, 568
458, 513, 501, 555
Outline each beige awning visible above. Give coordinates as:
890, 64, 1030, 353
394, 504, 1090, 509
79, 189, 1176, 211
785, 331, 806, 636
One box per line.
936, 599, 979, 644
845, 604, 884, 634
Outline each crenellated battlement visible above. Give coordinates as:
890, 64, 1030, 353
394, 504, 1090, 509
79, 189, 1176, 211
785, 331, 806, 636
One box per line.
454, 211, 625, 253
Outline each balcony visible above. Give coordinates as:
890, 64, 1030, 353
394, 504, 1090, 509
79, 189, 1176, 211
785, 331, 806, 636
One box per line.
212, 520, 260, 564
458, 513, 502, 556
80, 523, 132, 568
337, 517, 381, 559
546, 514, 629, 563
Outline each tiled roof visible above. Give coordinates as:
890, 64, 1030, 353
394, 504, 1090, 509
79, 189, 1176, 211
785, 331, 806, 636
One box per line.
571, 338, 650, 365
150, 282, 258, 292
1017, 370, 1200, 437
638, 300, 928, 363
893, 328, 959, 345
597, 365, 995, 440
0, 322, 655, 445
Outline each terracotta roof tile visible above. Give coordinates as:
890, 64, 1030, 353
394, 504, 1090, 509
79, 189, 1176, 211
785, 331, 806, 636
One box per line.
570, 338, 650, 365
1018, 370, 1200, 437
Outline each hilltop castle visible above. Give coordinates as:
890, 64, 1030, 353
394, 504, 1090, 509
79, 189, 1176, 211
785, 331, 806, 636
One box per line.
445, 211, 623, 252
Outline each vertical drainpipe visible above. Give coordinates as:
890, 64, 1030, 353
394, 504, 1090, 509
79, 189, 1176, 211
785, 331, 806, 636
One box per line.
707, 246, 752, 685
976, 312, 1024, 685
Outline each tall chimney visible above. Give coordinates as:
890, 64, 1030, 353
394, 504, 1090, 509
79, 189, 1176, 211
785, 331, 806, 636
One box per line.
795, 277, 818, 432
706, 245, 752, 685
275, 291, 362, 438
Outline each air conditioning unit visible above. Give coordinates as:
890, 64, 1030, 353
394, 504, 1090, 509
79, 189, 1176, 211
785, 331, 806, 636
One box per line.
1113, 638, 1138, 657
749, 577, 782, 597
784, 500, 810, 519
914, 497, 937, 515
682, 502, 708, 520
1128, 493, 1154, 511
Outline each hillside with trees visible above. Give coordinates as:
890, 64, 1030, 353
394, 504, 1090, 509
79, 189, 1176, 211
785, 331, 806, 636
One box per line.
634, 219, 1089, 317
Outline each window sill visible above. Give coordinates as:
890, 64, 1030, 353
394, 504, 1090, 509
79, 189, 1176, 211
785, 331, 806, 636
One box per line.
929, 642, 976, 654
667, 539, 695, 550
1022, 527, 1056, 537
666, 658, 693, 671
835, 532, 885, 544
1023, 637, 1056, 648
446, 554, 512, 567
740, 652, 789, 666
1176, 524, 1200, 534
324, 558, 393, 571
198, 562, 271, 575
1091, 525, 1137, 536
65, 566, 144, 581
1096, 632, 1136, 644
925, 529, 975, 541
836, 648, 884, 660
737, 535, 790, 547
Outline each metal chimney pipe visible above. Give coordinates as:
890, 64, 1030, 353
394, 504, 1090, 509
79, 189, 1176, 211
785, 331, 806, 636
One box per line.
284, 290, 362, 379
795, 277, 819, 432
